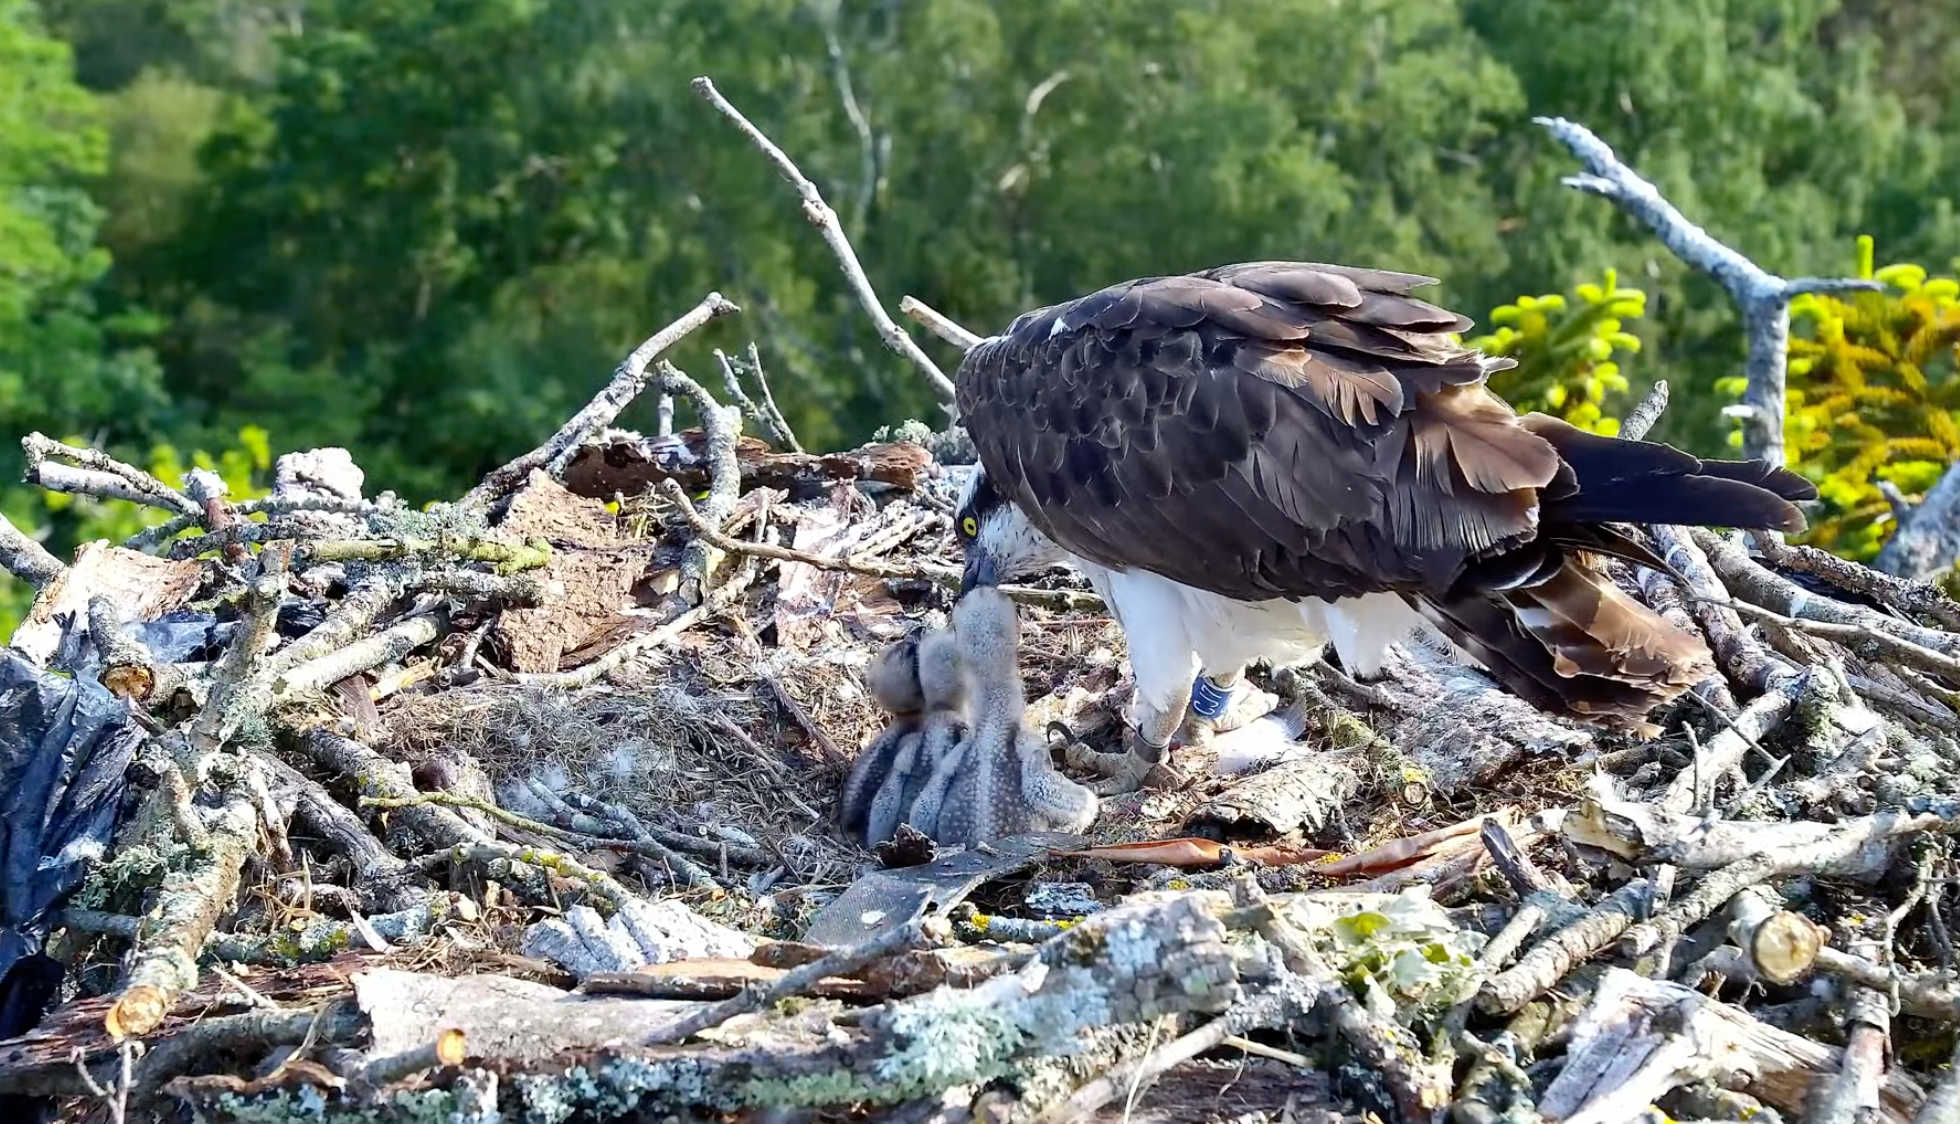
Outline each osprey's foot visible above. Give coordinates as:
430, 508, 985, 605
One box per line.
1062, 726, 1185, 796
1179, 672, 1279, 750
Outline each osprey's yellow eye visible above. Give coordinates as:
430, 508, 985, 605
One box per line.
960, 515, 979, 538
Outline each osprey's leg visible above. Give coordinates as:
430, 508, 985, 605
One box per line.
1180, 665, 1280, 747
1064, 650, 1193, 795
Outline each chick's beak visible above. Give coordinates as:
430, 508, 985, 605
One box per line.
960, 546, 999, 597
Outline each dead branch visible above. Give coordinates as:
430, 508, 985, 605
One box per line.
1477, 879, 1654, 1016
1540, 967, 1922, 1124
0, 509, 64, 588
644, 917, 949, 1046
1878, 460, 1960, 583
104, 792, 259, 1040
270, 612, 443, 701
87, 593, 183, 703
459, 291, 741, 511
296, 729, 492, 849
1695, 527, 1960, 660
1619, 379, 1670, 442
22, 432, 202, 519
654, 360, 745, 598
1659, 674, 1807, 814
1619, 807, 1960, 957
126, 494, 374, 554
1753, 534, 1960, 631
900, 295, 984, 351
1537, 117, 1880, 466
717, 343, 803, 453
692, 75, 956, 402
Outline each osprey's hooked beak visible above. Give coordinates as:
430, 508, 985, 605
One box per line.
960, 545, 1000, 597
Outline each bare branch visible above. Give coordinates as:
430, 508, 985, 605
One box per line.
23, 433, 201, 519
1537, 117, 1881, 466
0, 509, 64, 588
1619, 379, 1669, 442
691, 75, 957, 402
459, 292, 741, 511
900, 295, 984, 351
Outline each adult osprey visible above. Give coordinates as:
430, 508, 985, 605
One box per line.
949, 260, 1815, 792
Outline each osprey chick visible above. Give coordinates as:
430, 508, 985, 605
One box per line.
950, 260, 1816, 792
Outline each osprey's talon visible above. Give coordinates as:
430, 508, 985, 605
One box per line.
1065, 729, 1182, 795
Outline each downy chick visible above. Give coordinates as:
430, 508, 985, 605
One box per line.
891, 627, 971, 840
933, 588, 1098, 848
838, 634, 925, 844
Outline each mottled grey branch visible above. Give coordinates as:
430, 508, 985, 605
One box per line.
1876, 459, 1960, 582
1619, 379, 1669, 443
0, 509, 63, 588
22, 433, 202, 518
1537, 117, 1881, 467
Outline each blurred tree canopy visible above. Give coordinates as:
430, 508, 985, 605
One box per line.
6, 0, 1960, 567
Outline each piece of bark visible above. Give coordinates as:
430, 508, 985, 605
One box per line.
1538, 967, 1923, 1124
563, 431, 933, 500
489, 472, 649, 673
583, 944, 1026, 1002
13, 542, 202, 666
1183, 753, 1360, 840
1366, 642, 1595, 797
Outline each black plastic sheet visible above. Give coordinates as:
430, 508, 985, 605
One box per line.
0, 649, 143, 1013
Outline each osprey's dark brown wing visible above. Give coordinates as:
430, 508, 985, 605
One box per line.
954, 260, 1817, 732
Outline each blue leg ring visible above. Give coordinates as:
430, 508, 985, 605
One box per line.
1189, 673, 1234, 721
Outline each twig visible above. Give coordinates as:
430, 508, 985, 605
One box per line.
1715, 595, 1960, 681
642, 917, 949, 1046
430, 841, 641, 910
1757, 535, 1960, 629
1536, 117, 1880, 466
692, 75, 956, 402
1619, 379, 1670, 442
1038, 1014, 1234, 1124
0, 509, 64, 587
761, 671, 847, 771
459, 292, 741, 510
716, 345, 802, 453
1659, 674, 1807, 814
900, 295, 984, 351
22, 433, 202, 518
655, 477, 1105, 611
364, 789, 720, 889
1812, 939, 1892, 1124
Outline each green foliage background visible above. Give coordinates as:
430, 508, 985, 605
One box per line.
7, 0, 1960, 635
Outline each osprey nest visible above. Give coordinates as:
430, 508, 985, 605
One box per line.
5, 87, 1960, 1124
